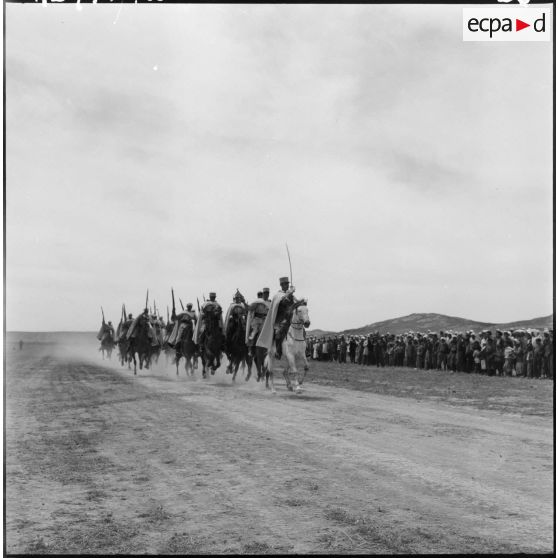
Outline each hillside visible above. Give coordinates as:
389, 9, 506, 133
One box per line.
308, 313, 553, 337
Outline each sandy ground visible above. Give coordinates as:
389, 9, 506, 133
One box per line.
5, 343, 554, 554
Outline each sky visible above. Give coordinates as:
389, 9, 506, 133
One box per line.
5, 3, 554, 332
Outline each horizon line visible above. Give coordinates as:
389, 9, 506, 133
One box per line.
5, 311, 553, 335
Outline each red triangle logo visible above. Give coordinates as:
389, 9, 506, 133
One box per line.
516, 19, 530, 32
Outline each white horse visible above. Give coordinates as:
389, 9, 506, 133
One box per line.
264, 300, 311, 394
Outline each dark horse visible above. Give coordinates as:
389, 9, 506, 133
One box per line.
225, 312, 249, 381
117, 337, 133, 369
200, 307, 224, 378
175, 320, 198, 376
246, 346, 268, 383
129, 318, 155, 375
99, 331, 115, 360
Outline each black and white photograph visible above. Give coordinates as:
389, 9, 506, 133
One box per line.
4, 1, 554, 554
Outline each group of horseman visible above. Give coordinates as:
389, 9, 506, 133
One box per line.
99, 276, 300, 366
165, 276, 299, 361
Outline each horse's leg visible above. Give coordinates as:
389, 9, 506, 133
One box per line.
283, 340, 295, 391
233, 358, 242, 382
246, 352, 253, 381
201, 353, 207, 379
176, 352, 180, 376
266, 355, 276, 394
300, 350, 310, 387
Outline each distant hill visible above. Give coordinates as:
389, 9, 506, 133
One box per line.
304, 328, 338, 338
308, 313, 553, 337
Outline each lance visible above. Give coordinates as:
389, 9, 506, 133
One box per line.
179, 298, 185, 311
286, 242, 293, 285
154, 300, 157, 315
101, 306, 105, 323
123, 304, 127, 319
167, 306, 169, 323
197, 297, 201, 313
145, 289, 149, 310
171, 288, 176, 315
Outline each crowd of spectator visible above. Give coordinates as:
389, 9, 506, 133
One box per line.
305, 329, 554, 379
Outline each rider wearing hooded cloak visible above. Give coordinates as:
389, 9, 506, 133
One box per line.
193, 292, 224, 345
224, 290, 248, 355
118, 313, 134, 341
97, 320, 115, 343
224, 290, 248, 335
256, 276, 298, 359
245, 288, 271, 354
167, 303, 197, 347
126, 308, 157, 345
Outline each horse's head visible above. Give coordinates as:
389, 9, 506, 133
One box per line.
292, 299, 310, 328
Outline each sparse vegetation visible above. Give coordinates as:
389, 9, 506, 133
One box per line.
308, 361, 553, 416
162, 532, 204, 554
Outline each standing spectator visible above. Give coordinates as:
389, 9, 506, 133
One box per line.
404, 336, 414, 368
493, 330, 505, 376
374, 335, 384, 367
338, 336, 347, 364
485, 333, 495, 376
503, 342, 515, 376
321, 338, 330, 362
533, 337, 544, 378
362, 337, 369, 365
542, 330, 552, 379
331, 337, 339, 362
524, 332, 534, 377
415, 335, 424, 370
312, 339, 320, 361
473, 343, 482, 374
448, 335, 458, 372
465, 332, 475, 373
514, 335, 524, 376
438, 337, 449, 371
349, 337, 356, 364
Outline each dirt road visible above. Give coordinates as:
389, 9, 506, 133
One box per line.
5, 344, 554, 554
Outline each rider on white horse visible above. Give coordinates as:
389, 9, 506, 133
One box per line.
256, 276, 298, 359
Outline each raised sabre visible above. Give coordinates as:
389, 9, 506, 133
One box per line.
179, 298, 185, 311
286, 242, 293, 285
145, 289, 149, 310
101, 306, 105, 323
